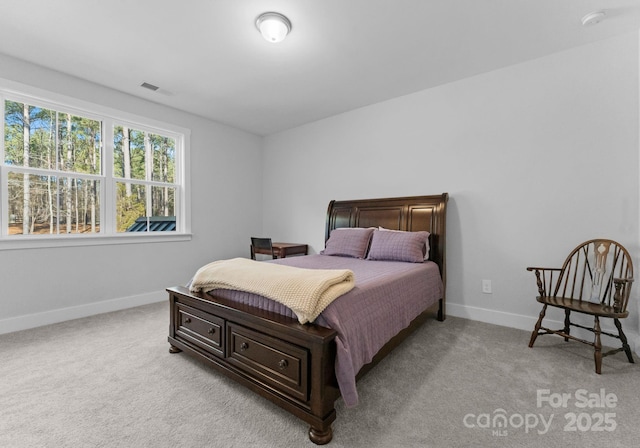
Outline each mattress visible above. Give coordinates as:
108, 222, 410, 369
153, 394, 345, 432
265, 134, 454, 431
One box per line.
203, 254, 443, 407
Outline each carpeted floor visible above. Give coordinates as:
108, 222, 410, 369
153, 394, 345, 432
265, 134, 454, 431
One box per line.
1, 301, 638, 448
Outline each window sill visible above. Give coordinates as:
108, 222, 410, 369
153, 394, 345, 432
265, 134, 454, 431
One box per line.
0, 233, 192, 251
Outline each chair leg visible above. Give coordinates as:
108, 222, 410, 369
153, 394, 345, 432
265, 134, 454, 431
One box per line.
593, 316, 602, 374
529, 304, 547, 348
613, 318, 635, 364
563, 309, 571, 341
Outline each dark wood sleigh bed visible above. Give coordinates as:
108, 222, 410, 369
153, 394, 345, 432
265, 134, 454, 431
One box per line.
167, 193, 448, 444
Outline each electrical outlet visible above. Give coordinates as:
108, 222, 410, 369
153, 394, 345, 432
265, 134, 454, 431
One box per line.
482, 279, 492, 294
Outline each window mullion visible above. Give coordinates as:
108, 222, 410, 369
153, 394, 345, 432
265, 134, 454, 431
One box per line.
145, 132, 152, 231
103, 119, 114, 235
54, 112, 59, 234
176, 135, 185, 233
0, 94, 5, 237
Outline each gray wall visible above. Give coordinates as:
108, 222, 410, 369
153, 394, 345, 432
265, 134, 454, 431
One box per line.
0, 54, 263, 332
261, 33, 640, 345
2, 32, 639, 349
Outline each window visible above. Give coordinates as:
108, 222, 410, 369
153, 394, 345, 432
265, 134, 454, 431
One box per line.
113, 125, 177, 233
1, 82, 190, 249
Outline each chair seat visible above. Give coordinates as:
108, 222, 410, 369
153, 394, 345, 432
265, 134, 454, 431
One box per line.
536, 295, 629, 319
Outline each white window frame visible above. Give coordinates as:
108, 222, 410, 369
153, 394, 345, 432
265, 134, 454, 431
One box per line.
0, 78, 191, 250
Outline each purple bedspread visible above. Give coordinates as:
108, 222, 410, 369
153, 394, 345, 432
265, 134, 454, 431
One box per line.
204, 254, 443, 407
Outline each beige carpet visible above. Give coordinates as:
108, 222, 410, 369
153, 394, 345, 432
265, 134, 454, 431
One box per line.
1, 301, 638, 447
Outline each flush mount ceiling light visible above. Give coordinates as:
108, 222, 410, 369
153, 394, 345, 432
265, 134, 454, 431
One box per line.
581, 10, 606, 26
256, 12, 291, 43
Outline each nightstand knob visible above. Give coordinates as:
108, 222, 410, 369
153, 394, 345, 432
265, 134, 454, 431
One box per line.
278, 359, 288, 370
208, 327, 215, 335
240, 342, 249, 351
184, 317, 191, 324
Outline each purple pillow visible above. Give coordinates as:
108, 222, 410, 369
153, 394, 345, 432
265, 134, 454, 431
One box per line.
366, 229, 430, 263
378, 226, 430, 260
321, 227, 375, 259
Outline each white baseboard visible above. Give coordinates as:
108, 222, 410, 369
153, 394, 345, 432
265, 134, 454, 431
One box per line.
3, 296, 638, 359
446, 302, 640, 356
447, 302, 535, 332
0, 290, 165, 335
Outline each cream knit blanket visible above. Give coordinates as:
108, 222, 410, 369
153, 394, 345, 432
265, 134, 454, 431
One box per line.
189, 258, 355, 324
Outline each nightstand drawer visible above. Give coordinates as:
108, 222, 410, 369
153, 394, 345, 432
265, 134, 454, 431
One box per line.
227, 322, 309, 401
176, 304, 224, 357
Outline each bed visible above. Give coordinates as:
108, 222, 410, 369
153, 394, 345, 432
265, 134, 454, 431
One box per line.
167, 193, 448, 444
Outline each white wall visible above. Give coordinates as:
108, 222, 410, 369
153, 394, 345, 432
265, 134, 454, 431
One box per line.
0, 54, 263, 333
3, 32, 639, 347
262, 33, 640, 343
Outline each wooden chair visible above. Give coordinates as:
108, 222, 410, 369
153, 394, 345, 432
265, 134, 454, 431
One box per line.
250, 237, 275, 260
528, 239, 634, 374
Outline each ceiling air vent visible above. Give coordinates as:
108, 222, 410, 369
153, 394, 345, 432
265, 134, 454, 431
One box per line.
140, 82, 160, 91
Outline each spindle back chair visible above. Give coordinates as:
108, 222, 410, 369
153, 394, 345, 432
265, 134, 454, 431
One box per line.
527, 239, 634, 373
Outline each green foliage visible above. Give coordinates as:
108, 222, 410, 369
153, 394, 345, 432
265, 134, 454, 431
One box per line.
4, 100, 176, 235
116, 182, 146, 232
4, 101, 101, 173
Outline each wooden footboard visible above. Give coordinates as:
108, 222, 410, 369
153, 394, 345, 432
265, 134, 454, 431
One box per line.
167, 285, 340, 444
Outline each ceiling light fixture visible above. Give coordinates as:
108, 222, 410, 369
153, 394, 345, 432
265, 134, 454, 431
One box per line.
256, 12, 291, 43
581, 10, 606, 26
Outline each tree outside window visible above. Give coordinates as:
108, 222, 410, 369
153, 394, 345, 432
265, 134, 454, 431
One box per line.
2, 95, 184, 240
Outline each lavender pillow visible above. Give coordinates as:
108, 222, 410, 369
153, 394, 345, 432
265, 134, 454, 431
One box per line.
367, 229, 430, 263
321, 227, 375, 259
378, 226, 430, 260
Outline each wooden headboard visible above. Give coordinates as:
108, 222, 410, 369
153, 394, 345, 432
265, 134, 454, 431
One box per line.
325, 193, 449, 300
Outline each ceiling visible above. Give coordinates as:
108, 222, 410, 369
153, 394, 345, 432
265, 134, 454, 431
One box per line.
0, 0, 639, 136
